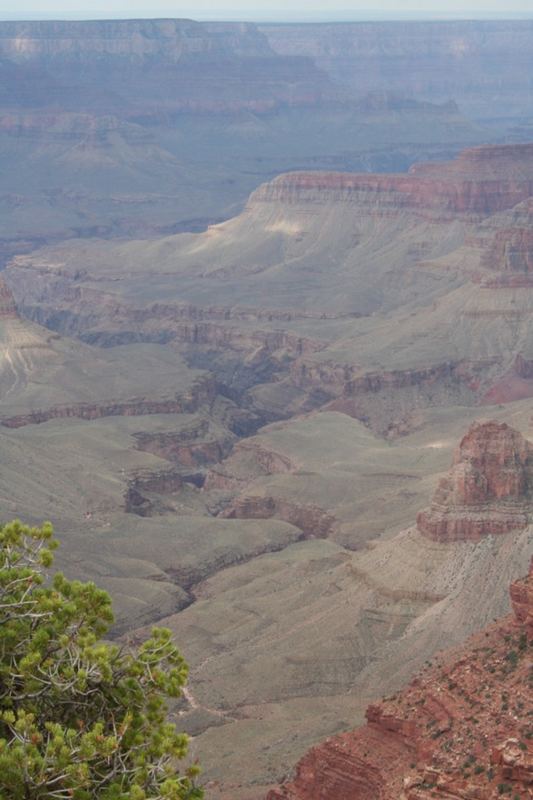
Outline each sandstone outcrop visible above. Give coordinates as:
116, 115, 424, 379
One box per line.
250, 144, 533, 220
417, 421, 533, 542
268, 560, 533, 800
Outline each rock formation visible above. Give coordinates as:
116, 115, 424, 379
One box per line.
268, 559, 533, 800
417, 421, 533, 542
250, 144, 533, 220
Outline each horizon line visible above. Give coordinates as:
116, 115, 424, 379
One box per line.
2, 12, 533, 23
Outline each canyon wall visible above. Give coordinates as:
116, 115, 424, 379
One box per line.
0, 19, 334, 115
250, 144, 533, 220
268, 559, 533, 800
261, 20, 533, 119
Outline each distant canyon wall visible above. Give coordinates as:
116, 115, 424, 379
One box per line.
0, 19, 334, 115
261, 20, 533, 118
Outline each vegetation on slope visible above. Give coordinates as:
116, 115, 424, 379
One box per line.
0, 519, 203, 800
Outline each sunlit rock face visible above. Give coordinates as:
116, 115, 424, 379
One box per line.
251, 144, 533, 220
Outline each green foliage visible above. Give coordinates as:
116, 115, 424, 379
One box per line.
0, 520, 203, 800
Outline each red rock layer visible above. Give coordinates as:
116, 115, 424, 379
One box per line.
417, 420, 533, 542
290, 360, 460, 398
268, 561, 533, 800
251, 145, 533, 219
0, 375, 215, 428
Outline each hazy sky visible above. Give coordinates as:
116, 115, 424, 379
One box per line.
1, 0, 532, 21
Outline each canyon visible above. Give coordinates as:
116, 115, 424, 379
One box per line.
0, 17, 529, 257
1, 141, 532, 796
1, 17, 533, 799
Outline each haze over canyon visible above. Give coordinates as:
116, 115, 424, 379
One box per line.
0, 14, 532, 799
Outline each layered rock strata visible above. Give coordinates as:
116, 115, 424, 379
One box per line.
268, 560, 533, 800
0, 375, 216, 428
261, 20, 533, 120
0, 19, 334, 115
417, 421, 533, 542
251, 145, 533, 220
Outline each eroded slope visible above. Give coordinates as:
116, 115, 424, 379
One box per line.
269, 559, 533, 800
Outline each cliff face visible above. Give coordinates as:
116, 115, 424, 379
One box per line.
261, 20, 533, 119
250, 144, 533, 219
268, 560, 533, 800
0, 372, 216, 429
417, 421, 533, 542
0, 19, 334, 115
0, 19, 272, 63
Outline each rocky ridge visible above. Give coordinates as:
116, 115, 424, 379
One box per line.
268, 558, 533, 800
250, 144, 533, 220
417, 421, 533, 542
